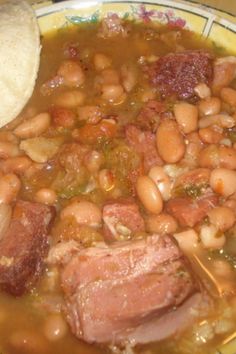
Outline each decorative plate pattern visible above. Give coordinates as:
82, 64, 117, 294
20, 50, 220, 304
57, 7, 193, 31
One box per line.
35, 0, 236, 54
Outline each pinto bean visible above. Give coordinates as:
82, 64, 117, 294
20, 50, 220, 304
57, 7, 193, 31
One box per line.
146, 213, 177, 234
0, 173, 21, 204
199, 145, 236, 170
57, 60, 85, 87
221, 87, 236, 107
94, 53, 111, 71
200, 224, 226, 250
0, 141, 20, 159
43, 314, 68, 341
210, 168, 236, 197
14, 113, 51, 139
148, 166, 171, 201
199, 126, 223, 144
198, 97, 221, 116
77, 105, 102, 124
198, 114, 235, 129
54, 90, 85, 108
173, 229, 199, 253
174, 102, 198, 134
61, 200, 102, 228
0, 131, 18, 144
0, 156, 32, 175
84, 150, 104, 173
212, 57, 236, 93
34, 188, 57, 205
194, 83, 211, 99
136, 175, 163, 214
101, 84, 126, 103
156, 119, 185, 163
207, 207, 235, 231
120, 64, 137, 92
98, 169, 115, 191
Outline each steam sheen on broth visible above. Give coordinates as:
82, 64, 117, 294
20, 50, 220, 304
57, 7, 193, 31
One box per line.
0, 17, 236, 354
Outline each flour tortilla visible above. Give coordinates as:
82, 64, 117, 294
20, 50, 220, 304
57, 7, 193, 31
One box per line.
0, 0, 41, 127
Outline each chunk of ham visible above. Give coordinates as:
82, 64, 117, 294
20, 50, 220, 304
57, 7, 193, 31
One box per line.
125, 124, 163, 172
166, 193, 218, 227
60, 234, 198, 344
0, 200, 54, 295
102, 198, 145, 241
147, 50, 213, 100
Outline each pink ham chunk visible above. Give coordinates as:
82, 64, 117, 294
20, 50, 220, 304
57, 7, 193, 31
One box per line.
102, 198, 145, 241
61, 234, 198, 344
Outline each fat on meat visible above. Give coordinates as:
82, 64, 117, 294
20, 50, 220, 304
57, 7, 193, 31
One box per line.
60, 234, 199, 345
0, 200, 54, 296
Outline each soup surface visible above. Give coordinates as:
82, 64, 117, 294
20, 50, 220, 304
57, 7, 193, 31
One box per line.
0, 16, 236, 354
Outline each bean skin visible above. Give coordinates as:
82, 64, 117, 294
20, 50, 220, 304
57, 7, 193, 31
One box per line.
221, 87, 236, 107
0, 156, 32, 175
54, 90, 85, 108
207, 207, 235, 231
61, 200, 102, 228
94, 53, 111, 71
148, 166, 171, 201
198, 97, 221, 116
14, 113, 51, 139
199, 145, 236, 170
146, 213, 177, 234
0, 173, 21, 204
210, 168, 236, 197
34, 188, 57, 205
174, 102, 198, 134
156, 119, 185, 163
136, 175, 163, 214
57, 60, 85, 87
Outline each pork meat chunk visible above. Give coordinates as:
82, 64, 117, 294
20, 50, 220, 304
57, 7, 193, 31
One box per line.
147, 50, 213, 100
0, 200, 54, 295
61, 234, 197, 344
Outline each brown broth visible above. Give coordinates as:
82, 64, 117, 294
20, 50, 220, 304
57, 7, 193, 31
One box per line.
0, 21, 236, 354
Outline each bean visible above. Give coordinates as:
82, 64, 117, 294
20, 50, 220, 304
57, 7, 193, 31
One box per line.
221, 87, 236, 107
208, 207, 235, 231
84, 150, 104, 173
174, 102, 198, 134
120, 64, 137, 92
146, 213, 177, 234
0, 173, 21, 204
43, 314, 68, 341
94, 53, 111, 71
61, 200, 102, 228
0, 156, 32, 174
0, 204, 12, 240
198, 97, 221, 116
101, 84, 126, 103
34, 188, 57, 205
0, 141, 20, 159
200, 224, 226, 250
140, 87, 156, 102
199, 127, 223, 144
77, 105, 102, 124
199, 145, 236, 170
212, 57, 236, 93
210, 168, 236, 197
136, 175, 163, 214
194, 83, 211, 99
198, 113, 235, 129
156, 119, 185, 163
54, 90, 85, 108
224, 199, 236, 214
57, 60, 85, 87
183, 132, 204, 167
148, 166, 171, 201
98, 169, 115, 191
14, 112, 51, 139
173, 229, 199, 253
